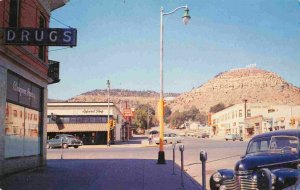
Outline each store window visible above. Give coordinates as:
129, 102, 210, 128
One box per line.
5, 72, 42, 158
247, 109, 251, 117
9, 0, 21, 27
239, 110, 243, 117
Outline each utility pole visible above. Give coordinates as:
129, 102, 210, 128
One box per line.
107, 80, 110, 146
147, 104, 150, 131
243, 99, 248, 119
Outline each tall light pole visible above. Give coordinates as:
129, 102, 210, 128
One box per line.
157, 5, 191, 164
147, 103, 150, 131
107, 80, 110, 146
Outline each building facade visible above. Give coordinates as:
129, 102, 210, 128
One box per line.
47, 102, 128, 145
211, 103, 300, 140
0, 0, 68, 176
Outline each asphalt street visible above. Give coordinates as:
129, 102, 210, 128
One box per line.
47, 134, 248, 187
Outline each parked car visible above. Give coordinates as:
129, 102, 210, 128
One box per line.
210, 130, 300, 190
196, 132, 210, 138
153, 133, 183, 144
149, 130, 159, 136
47, 134, 83, 149
178, 131, 186, 137
186, 131, 196, 137
224, 134, 243, 141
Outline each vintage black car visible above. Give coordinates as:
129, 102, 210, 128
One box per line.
210, 130, 300, 190
47, 134, 82, 149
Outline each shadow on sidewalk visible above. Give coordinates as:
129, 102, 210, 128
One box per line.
0, 159, 202, 190
118, 135, 148, 145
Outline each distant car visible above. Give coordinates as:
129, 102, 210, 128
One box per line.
196, 132, 210, 138
186, 131, 196, 137
178, 131, 186, 137
149, 130, 159, 135
224, 134, 243, 141
153, 133, 183, 144
47, 134, 83, 149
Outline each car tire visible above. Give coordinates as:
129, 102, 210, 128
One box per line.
74, 146, 79, 149
226, 139, 228, 141
63, 144, 68, 149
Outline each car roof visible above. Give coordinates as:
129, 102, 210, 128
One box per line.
252, 130, 300, 139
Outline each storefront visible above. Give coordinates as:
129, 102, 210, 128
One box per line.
47, 102, 127, 145
0, 62, 47, 176
0, 0, 70, 176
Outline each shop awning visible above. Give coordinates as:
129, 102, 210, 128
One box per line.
47, 123, 108, 132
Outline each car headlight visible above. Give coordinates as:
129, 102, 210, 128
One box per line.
271, 173, 276, 184
213, 172, 222, 182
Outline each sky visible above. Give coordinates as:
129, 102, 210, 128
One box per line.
48, 0, 300, 100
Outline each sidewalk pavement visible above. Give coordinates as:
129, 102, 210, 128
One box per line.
0, 159, 202, 190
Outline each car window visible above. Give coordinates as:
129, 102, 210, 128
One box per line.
269, 136, 299, 152
55, 136, 59, 139
247, 138, 270, 154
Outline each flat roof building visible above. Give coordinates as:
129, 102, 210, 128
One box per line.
47, 102, 128, 145
211, 103, 300, 140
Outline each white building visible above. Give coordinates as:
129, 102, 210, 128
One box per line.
47, 102, 128, 145
211, 103, 300, 140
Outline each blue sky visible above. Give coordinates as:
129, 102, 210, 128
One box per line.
48, 0, 300, 100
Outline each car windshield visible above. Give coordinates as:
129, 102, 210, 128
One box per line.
247, 136, 299, 154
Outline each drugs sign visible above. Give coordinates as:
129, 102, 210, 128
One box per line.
4, 28, 77, 47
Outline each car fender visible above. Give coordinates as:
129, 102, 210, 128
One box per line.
271, 168, 300, 189
210, 169, 235, 190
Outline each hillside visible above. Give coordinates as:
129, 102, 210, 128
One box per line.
68, 89, 180, 109
169, 68, 300, 112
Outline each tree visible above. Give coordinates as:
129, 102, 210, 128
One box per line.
132, 104, 155, 133
170, 110, 185, 128
168, 106, 208, 128
209, 103, 226, 113
164, 105, 172, 123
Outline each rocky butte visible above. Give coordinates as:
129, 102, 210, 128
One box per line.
169, 67, 300, 113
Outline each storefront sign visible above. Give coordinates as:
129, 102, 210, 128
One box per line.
82, 109, 104, 114
4, 28, 77, 47
123, 108, 133, 117
7, 72, 41, 110
12, 81, 36, 100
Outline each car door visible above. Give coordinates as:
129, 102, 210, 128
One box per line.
53, 136, 62, 147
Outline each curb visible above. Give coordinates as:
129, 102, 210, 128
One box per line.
80, 144, 158, 149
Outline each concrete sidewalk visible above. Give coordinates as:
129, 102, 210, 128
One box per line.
0, 159, 202, 190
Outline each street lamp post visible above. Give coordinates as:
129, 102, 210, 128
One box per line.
157, 5, 191, 164
107, 80, 111, 146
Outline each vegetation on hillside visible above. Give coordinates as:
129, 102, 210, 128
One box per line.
209, 103, 226, 113
168, 106, 207, 128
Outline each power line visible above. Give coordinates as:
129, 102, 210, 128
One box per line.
21, 1, 73, 29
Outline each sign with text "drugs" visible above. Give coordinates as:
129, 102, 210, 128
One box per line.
4, 28, 77, 47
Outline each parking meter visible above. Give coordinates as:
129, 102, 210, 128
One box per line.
179, 145, 184, 152
200, 150, 207, 190
179, 144, 185, 187
172, 142, 176, 150
200, 150, 207, 162
172, 143, 176, 175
